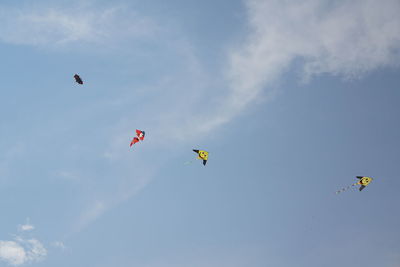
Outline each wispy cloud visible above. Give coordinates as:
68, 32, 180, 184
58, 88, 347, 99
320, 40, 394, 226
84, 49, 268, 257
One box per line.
0, 143, 25, 185
136, 0, 400, 140
52, 241, 66, 251
188, 0, 400, 135
75, 200, 106, 232
73, 169, 153, 234
0, 3, 157, 48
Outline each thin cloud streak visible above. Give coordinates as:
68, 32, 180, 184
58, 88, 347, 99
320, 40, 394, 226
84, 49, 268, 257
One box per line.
0, 4, 158, 48
18, 225, 34, 232
51, 241, 66, 251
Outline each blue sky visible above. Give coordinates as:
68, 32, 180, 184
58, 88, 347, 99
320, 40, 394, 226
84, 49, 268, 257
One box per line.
0, 0, 400, 266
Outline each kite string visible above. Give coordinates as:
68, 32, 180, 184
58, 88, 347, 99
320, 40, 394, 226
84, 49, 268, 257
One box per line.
335, 183, 359, 194
184, 156, 200, 165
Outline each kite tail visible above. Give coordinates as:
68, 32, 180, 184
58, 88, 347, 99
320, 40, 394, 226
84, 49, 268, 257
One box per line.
335, 183, 359, 194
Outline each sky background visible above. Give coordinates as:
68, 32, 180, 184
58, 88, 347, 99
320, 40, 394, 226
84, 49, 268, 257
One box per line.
0, 0, 400, 266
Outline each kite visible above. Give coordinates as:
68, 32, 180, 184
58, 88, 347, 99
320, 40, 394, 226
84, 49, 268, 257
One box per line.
136, 129, 145, 141
192, 149, 209, 166
336, 176, 373, 194
74, 74, 83, 84
130, 129, 145, 147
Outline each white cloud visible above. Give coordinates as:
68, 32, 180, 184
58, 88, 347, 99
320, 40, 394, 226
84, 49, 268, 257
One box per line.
0, 221, 47, 265
0, 241, 26, 266
18, 219, 34, 232
18, 225, 34, 232
189, 0, 400, 134
21, 239, 47, 264
0, 238, 46, 266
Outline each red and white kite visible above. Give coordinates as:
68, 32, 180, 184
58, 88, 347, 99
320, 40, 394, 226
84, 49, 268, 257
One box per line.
130, 130, 145, 147
136, 129, 145, 141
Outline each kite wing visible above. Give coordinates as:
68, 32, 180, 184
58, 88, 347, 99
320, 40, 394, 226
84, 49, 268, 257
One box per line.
74, 74, 83, 84
130, 137, 139, 147
359, 185, 366, 191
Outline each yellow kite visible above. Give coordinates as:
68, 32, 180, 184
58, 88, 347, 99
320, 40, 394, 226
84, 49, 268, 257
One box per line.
336, 176, 373, 194
193, 149, 209, 166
